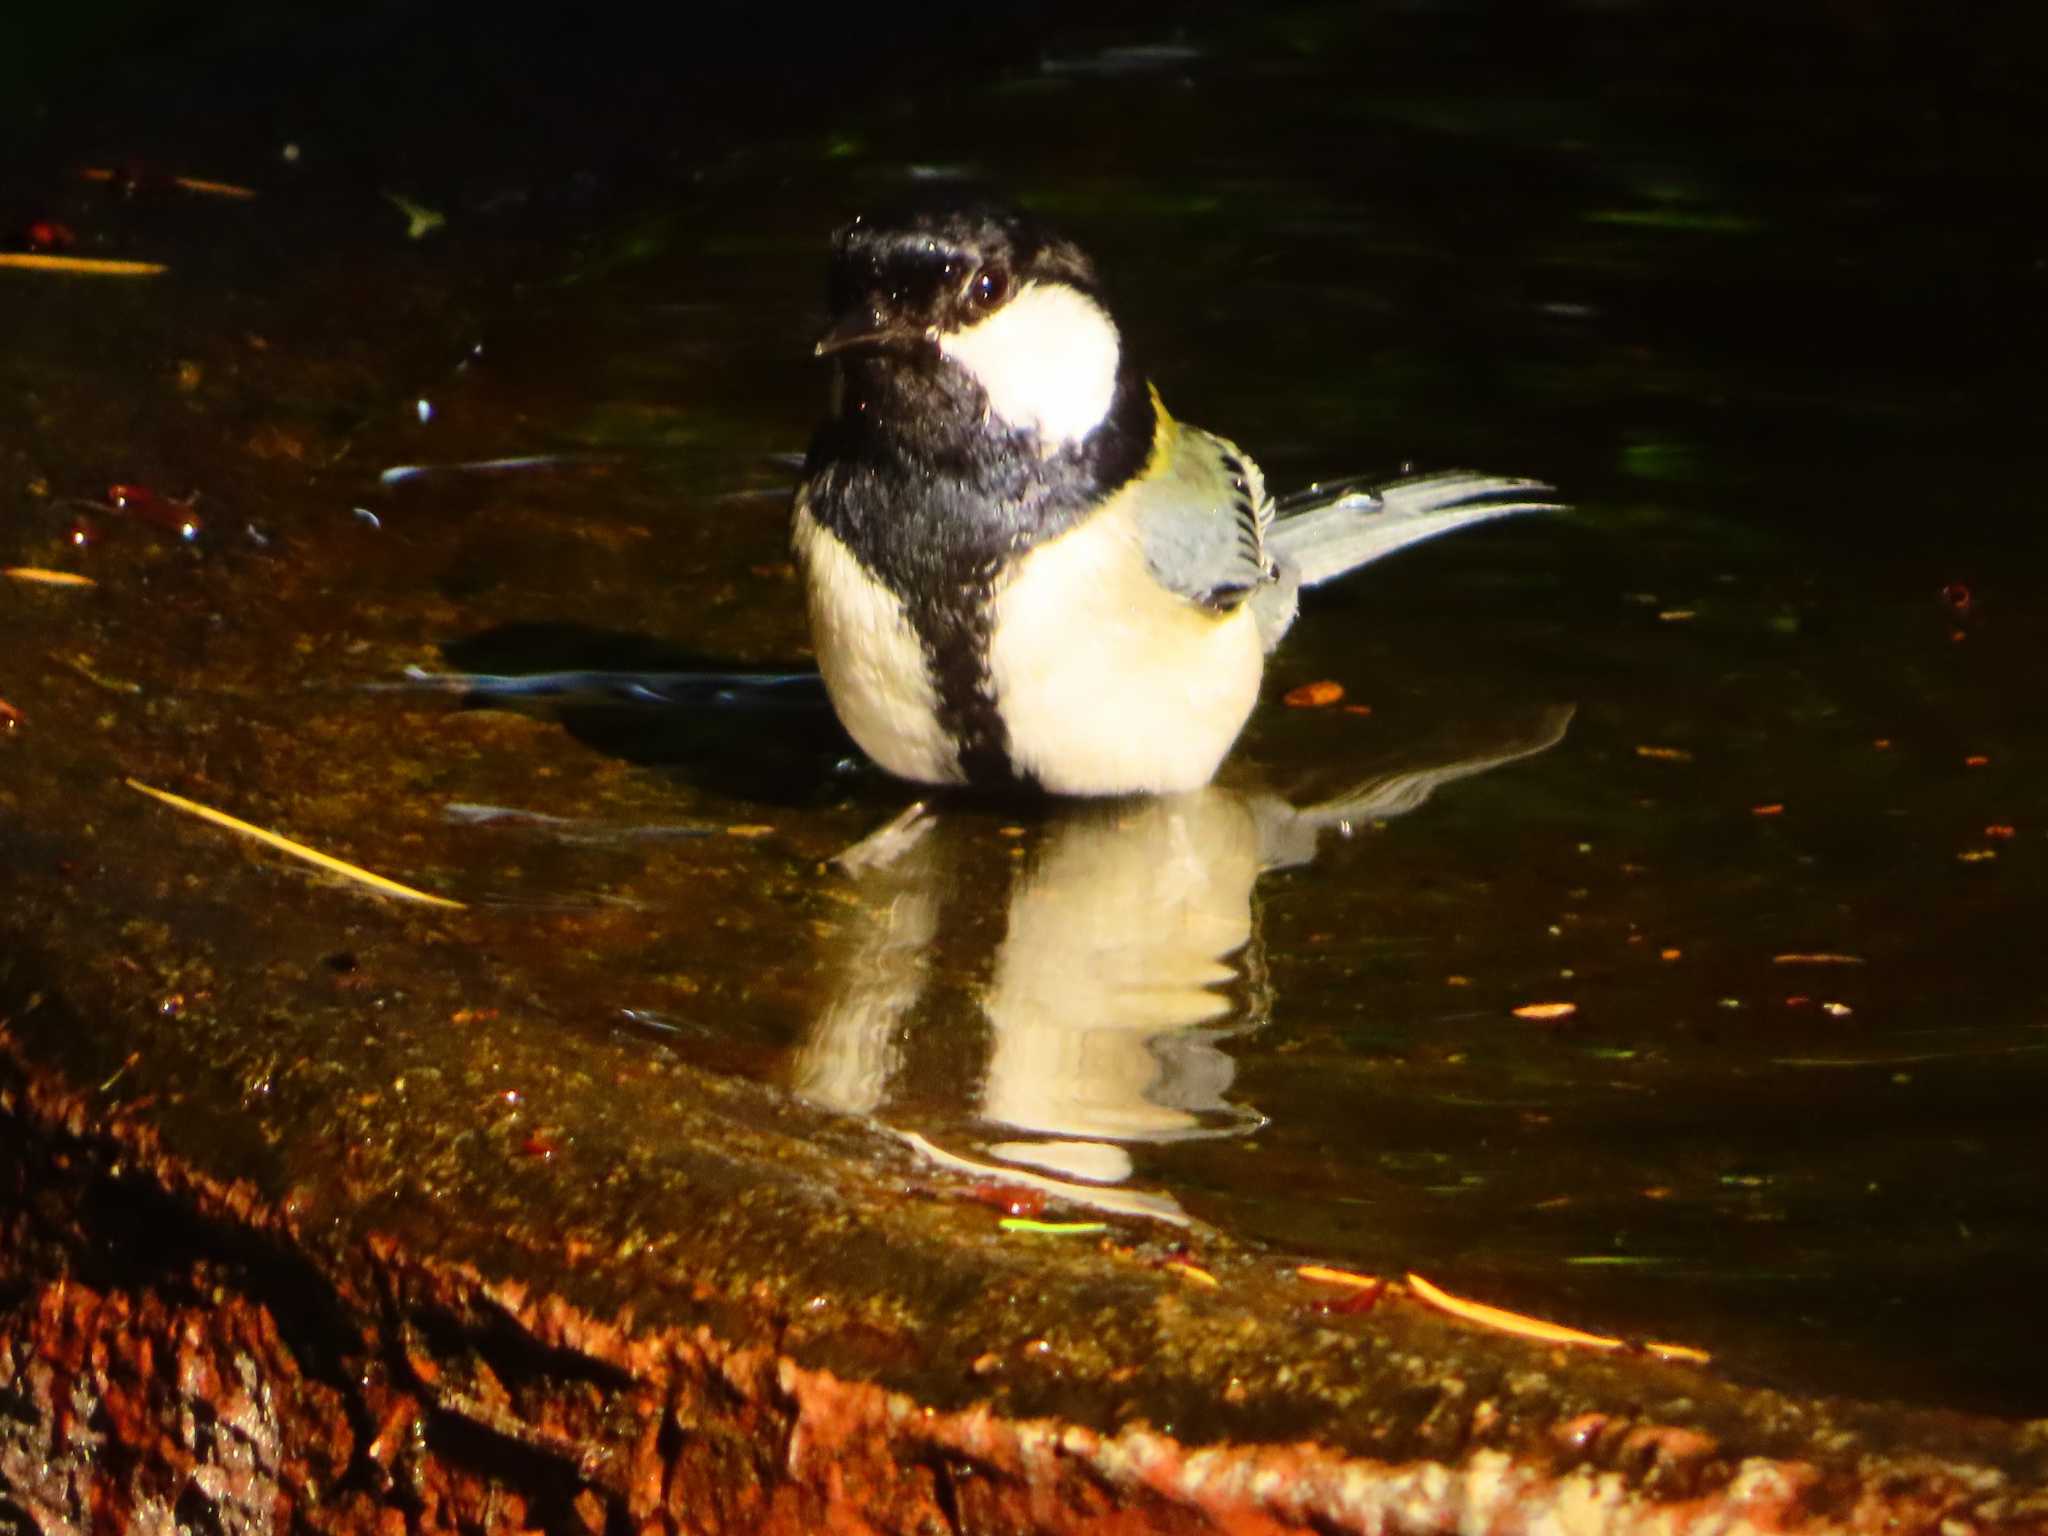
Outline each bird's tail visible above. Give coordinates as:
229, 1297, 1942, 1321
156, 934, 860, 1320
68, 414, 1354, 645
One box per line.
1267, 471, 1558, 589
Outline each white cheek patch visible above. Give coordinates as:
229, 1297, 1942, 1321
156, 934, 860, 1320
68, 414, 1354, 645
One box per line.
939, 281, 1121, 449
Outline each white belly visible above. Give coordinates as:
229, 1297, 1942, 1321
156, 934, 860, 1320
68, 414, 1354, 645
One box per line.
987, 504, 1264, 795
793, 504, 963, 786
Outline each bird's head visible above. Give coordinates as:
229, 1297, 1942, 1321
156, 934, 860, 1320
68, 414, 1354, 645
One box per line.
816, 199, 1126, 450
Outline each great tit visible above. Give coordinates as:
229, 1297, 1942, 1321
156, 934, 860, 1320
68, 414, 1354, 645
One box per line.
793, 199, 1553, 796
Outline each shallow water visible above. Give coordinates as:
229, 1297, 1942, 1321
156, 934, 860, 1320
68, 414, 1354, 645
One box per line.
7, 4, 2046, 1420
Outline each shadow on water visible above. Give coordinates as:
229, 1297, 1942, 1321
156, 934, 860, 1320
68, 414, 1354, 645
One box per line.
435, 624, 858, 806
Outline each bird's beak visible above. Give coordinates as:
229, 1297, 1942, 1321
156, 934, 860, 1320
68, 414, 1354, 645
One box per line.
814, 312, 931, 357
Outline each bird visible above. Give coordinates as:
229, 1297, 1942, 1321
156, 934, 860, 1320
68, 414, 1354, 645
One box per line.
792, 197, 1554, 797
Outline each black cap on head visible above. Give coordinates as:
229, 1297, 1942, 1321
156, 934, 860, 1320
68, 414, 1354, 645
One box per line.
819, 195, 1099, 354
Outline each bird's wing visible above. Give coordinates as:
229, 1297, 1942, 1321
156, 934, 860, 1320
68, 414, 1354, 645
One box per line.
1265, 471, 1557, 589
1130, 422, 1277, 614
1130, 417, 1558, 654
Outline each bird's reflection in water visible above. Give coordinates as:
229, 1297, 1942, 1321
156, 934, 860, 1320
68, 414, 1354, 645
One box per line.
790, 707, 1572, 1221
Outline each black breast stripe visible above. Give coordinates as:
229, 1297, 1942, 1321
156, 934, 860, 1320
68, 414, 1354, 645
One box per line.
803, 356, 1157, 785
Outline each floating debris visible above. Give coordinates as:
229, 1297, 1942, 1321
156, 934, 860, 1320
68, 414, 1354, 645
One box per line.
1040, 42, 1203, 77
378, 453, 613, 486
0, 253, 166, 276
443, 802, 715, 842
108, 484, 203, 541
1283, 680, 1345, 708
1405, 1271, 1709, 1364
1296, 1264, 1382, 1291
1772, 953, 1865, 966
518, 1129, 561, 1160
384, 191, 446, 239
894, 1129, 1191, 1227
80, 165, 255, 199
999, 1218, 1109, 1237
832, 801, 935, 875
125, 778, 465, 909
1634, 744, 1693, 762
955, 1183, 1047, 1219
63, 655, 142, 694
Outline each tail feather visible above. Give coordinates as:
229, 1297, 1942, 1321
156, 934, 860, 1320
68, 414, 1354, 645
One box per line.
1267, 472, 1558, 590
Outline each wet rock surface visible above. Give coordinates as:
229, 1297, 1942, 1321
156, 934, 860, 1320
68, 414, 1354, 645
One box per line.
5, 1004, 2048, 1533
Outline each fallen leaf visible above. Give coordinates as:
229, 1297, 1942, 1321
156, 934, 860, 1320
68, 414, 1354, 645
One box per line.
1283, 680, 1344, 708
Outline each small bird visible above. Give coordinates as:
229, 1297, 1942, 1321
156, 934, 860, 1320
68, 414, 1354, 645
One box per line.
793, 198, 1553, 796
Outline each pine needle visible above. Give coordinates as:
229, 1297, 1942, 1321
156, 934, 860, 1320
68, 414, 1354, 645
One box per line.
0, 254, 167, 276
124, 778, 465, 908
1406, 1271, 1709, 1364
1296, 1263, 1382, 1290
79, 167, 256, 199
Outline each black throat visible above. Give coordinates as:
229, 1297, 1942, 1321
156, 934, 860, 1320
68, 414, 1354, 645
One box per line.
801, 350, 1155, 785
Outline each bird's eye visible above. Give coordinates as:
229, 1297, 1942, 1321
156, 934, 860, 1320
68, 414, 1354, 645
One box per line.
967, 264, 1011, 311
